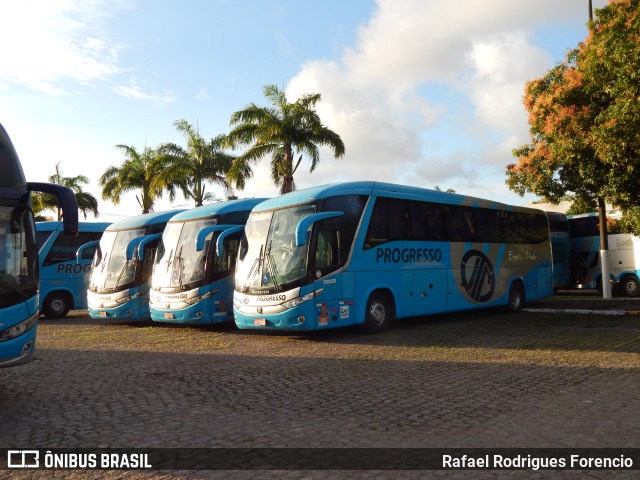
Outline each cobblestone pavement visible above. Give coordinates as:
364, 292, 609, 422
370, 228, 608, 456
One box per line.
1, 303, 639, 480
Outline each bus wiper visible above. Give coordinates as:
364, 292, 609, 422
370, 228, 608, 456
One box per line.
114, 260, 131, 290
243, 244, 263, 291
264, 240, 281, 291
176, 245, 185, 289
99, 251, 109, 272
165, 248, 174, 271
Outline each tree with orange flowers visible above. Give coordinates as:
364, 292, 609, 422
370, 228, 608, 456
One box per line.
508, 0, 640, 210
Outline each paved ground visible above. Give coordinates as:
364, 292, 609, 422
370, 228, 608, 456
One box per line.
1, 295, 639, 479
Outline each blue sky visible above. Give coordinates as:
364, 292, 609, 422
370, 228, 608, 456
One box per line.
1, 0, 607, 221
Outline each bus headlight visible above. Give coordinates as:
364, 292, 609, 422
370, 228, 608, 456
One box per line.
114, 291, 143, 305
0, 312, 38, 341
183, 290, 218, 306
282, 290, 320, 310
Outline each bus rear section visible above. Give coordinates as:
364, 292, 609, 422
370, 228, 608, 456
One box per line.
149, 198, 268, 324
1, 122, 78, 367
37, 221, 110, 318
545, 212, 570, 290
568, 211, 640, 297
86, 210, 186, 321
233, 182, 554, 333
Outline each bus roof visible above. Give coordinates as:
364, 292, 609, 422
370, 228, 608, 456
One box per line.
36, 221, 111, 232
252, 181, 541, 214
168, 198, 269, 222
567, 209, 622, 220
0, 123, 27, 189
106, 209, 187, 231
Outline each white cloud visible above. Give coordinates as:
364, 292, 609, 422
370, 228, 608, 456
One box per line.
266, 0, 602, 204
113, 80, 176, 106
0, 0, 123, 94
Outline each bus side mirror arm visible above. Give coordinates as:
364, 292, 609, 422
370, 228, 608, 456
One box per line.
215, 225, 244, 256
195, 225, 228, 252
28, 182, 79, 235
295, 212, 343, 247
76, 240, 100, 264
125, 233, 162, 261
135, 233, 162, 261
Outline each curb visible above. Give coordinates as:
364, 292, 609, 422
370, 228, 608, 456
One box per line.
523, 308, 628, 316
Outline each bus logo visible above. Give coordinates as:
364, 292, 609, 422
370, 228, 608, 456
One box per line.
461, 250, 495, 302
7, 450, 39, 468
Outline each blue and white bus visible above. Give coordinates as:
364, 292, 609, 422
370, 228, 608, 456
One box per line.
233, 182, 554, 333
149, 198, 267, 324
545, 212, 570, 290
568, 211, 640, 297
0, 123, 78, 367
36, 221, 110, 318
85, 210, 186, 321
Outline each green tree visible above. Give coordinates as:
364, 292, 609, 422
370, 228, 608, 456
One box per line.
565, 195, 598, 216
507, 0, 640, 208
100, 144, 172, 214
34, 162, 99, 220
225, 84, 345, 194
156, 119, 240, 207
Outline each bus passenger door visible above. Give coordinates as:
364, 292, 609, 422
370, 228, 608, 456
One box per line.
312, 229, 356, 328
403, 268, 448, 317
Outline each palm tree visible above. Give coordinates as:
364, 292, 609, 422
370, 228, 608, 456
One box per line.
35, 162, 99, 220
100, 144, 172, 214
225, 84, 345, 194
156, 119, 244, 207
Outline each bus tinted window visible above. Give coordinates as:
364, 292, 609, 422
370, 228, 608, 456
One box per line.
365, 198, 547, 248
43, 231, 102, 265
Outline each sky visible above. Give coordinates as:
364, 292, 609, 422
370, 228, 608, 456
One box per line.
0, 0, 608, 222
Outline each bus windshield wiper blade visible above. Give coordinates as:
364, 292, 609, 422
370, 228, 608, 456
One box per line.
243, 244, 263, 291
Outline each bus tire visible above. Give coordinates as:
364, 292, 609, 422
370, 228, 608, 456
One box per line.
361, 291, 392, 334
43, 292, 71, 319
506, 282, 524, 313
620, 275, 640, 298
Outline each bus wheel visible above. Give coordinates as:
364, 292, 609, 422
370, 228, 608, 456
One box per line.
506, 283, 524, 313
620, 275, 640, 298
362, 292, 392, 334
43, 292, 71, 319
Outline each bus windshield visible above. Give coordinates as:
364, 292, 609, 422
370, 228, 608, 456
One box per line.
90, 227, 145, 292
0, 205, 38, 308
237, 203, 316, 292
152, 218, 224, 290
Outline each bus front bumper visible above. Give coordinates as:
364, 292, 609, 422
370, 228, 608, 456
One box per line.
234, 303, 317, 332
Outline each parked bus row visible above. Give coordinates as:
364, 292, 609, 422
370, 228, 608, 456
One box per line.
10, 176, 560, 361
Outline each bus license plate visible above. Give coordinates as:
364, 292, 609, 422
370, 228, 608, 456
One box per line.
164, 312, 175, 319
254, 318, 267, 326
99, 311, 107, 317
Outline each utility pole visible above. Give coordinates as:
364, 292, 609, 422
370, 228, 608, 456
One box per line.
588, 0, 612, 299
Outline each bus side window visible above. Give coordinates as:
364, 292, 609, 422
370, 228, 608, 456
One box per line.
364, 198, 388, 248
314, 229, 341, 274
43, 232, 101, 266
141, 239, 160, 280
446, 206, 477, 242
412, 202, 446, 241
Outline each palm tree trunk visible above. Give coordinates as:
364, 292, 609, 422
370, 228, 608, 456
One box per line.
282, 144, 295, 194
